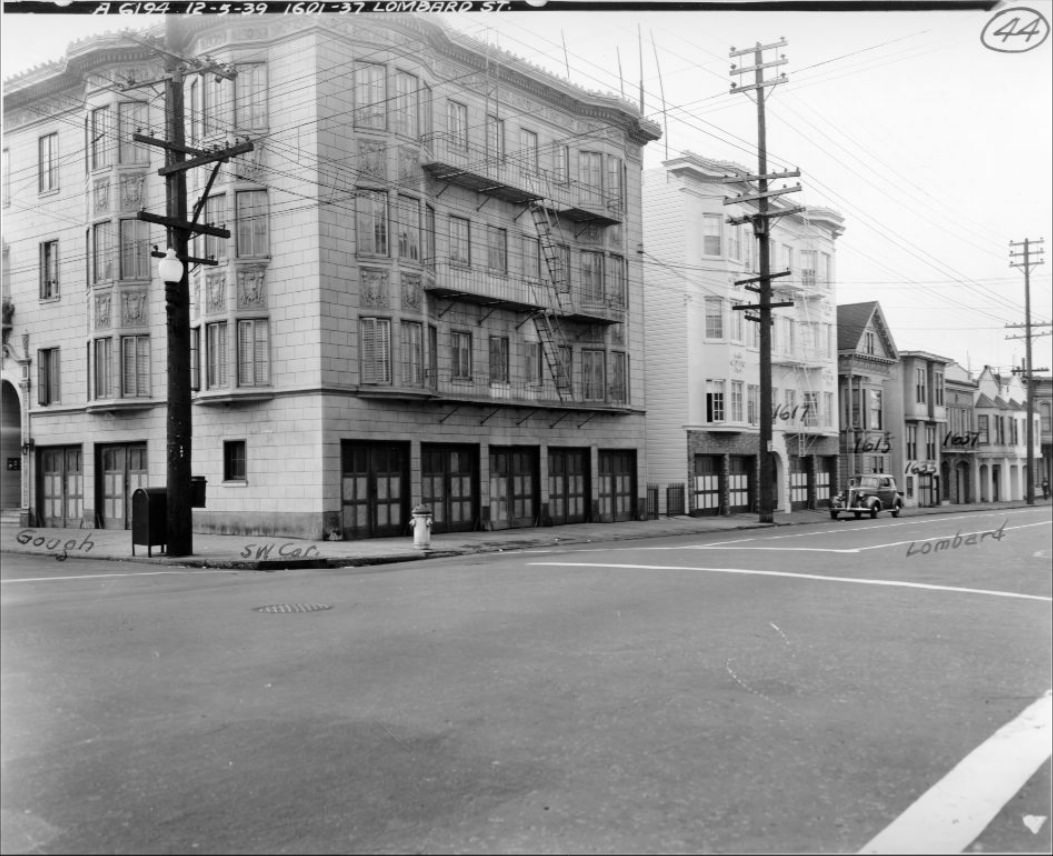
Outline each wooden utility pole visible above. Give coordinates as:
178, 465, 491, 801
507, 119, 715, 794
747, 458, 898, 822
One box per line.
126, 18, 251, 556
1008, 237, 1047, 506
727, 39, 802, 523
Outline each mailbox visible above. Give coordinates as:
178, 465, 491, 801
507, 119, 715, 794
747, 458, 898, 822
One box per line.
132, 487, 167, 557
191, 476, 207, 508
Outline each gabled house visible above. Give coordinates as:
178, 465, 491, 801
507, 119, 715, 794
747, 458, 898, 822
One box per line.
974, 366, 1041, 501
836, 301, 900, 485
941, 361, 979, 503
896, 350, 951, 507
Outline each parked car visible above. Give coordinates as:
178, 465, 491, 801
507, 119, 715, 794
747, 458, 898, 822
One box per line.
830, 475, 904, 520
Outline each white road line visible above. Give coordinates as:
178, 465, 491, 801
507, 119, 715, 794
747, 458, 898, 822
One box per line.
1, 569, 240, 583
527, 562, 1053, 602
859, 690, 1053, 854
686, 521, 1050, 554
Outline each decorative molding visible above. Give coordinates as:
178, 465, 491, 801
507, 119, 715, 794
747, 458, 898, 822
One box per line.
401, 273, 422, 310
360, 268, 389, 309
398, 145, 421, 182
206, 271, 227, 314
95, 293, 112, 329
609, 322, 625, 346
120, 289, 148, 326
119, 173, 145, 209
360, 140, 388, 180
93, 176, 111, 213
237, 268, 266, 309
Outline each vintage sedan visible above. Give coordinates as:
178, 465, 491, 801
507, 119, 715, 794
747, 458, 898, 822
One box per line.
830, 475, 904, 520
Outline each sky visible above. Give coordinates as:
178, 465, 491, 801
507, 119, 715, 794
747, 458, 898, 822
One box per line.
3, 2, 1052, 377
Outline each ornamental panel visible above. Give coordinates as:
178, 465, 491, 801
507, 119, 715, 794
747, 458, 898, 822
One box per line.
360, 268, 389, 309
206, 271, 227, 314
401, 273, 422, 310
95, 293, 112, 330
120, 289, 148, 327
93, 177, 111, 214
237, 268, 267, 309
360, 141, 388, 181
119, 174, 145, 210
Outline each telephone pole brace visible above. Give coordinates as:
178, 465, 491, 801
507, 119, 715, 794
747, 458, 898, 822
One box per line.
127, 18, 252, 556
727, 38, 801, 524
1008, 237, 1045, 506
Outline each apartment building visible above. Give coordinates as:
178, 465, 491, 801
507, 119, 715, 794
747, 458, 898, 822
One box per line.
642, 153, 843, 515
836, 301, 900, 485
0, 15, 660, 538
1034, 374, 1052, 492
893, 350, 951, 508
973, 366, 1042, 502
941, 360, 979, 504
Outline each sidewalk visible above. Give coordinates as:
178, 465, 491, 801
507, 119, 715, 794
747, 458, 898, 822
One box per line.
2, 499, 1047, 571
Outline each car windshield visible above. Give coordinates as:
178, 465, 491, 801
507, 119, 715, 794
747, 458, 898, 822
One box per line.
856, 477, 881, 489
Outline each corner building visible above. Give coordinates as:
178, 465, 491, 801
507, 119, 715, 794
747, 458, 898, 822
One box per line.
0, 15, 660, 538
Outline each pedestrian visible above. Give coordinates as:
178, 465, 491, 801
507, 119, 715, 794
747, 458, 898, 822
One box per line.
1043, 477, 1050, 500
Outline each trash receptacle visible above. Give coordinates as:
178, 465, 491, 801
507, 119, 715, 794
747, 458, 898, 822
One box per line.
132, 487, 167, 557
191, 476, 207, 508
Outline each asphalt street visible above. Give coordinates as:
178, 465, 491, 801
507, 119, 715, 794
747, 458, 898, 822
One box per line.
1, 505, 1050, 854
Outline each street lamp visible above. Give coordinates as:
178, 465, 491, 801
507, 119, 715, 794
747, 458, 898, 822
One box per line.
159, 247, 193, 557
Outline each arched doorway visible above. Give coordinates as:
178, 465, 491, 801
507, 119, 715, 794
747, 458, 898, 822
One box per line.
0, 380, 22, 511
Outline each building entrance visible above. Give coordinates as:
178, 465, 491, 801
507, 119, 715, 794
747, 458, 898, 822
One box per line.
97, 443, 148, 529
548, 447, 589, 525
340, 441, 410, 539
421, 444, 478, 533
38, 446, 83, 528
598, 449, 636, 522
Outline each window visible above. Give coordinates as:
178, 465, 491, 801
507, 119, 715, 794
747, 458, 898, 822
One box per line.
747, 315, 759, 349
93, 338, 113, 399
978, 414, 989, 444
558, 345, 572, 391
91, 106, 112, 170
925, 424, 937, 459
422, 83, 433, 137
424, 205, 436, 268
235, 63, 268, 129
486, 115, 505, 161
190, 327, 200, 391
92, 221, 114, 283
579, 151, 603, 203
804, 392, 819, 426
706, 379, 725, 422
702, 214, 722, 256
705, 297, 724, 339
205, 75, 230, 135
608, 255, 626, 308
118, 101, 149, 163
356, 190, 388, 257
120, 335, 150, 397
553, 144, 570, 183
236, 190, 268, 257
354, 63, 386, 129
452, 331, 472, 380
1010, 417, 1019, 446
825, 323, 833, 357
730, 381, 744, 422
39, 132, 58, 193
582, 350, 606, 401
555, 245, 571, 292
489, 336, 509, 383
906, 424, 917, 459
519, 128, 538, 175
915, 367, 927, 403
869, 388, 882, 429
995, 415, 1006, 445
748, 384, 759, 424
119, 219, 151, 280
524, 340, 542, 385
784, 388, 797, 420
393, 70, 419, 138
934, 371, 945, 406
782, 244, 794, 273
40, 240, 59, 299
397, 196, 420, 261
447, 100, 468, 149
449, 216, 470, 266
1041, 401, 1051, 434
206, 321, 228, 389
864, 331, 875, 356
224, 440, 246, 482
189, 78, 202, 142
37, 347, 60, 405
610, 351, 627, 402
784, 318, 795, 355
401, 321, 423, 386
728, 224, 741, 261
825, 392, 834, 427
487, 226, 508, 274
820, 252, 831, 285
581, 251, 604, 303
522, 236, 541, 281
359, 317, 391, 385
606, 156, 624, 211
801, 250, 817, 286
199, 194, 226, 262
237, 319, 270, 387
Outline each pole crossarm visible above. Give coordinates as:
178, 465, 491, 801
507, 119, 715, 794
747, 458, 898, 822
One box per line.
725, 184, 802, 205
157, 141, 254, 176
730, 38, 788, 57
137, 211, 230, 239
735, 270, 792, 287
721, 169, 800, 183
133, 133, 211, 158
729, 79, 786, 95
150, 248, 219, 267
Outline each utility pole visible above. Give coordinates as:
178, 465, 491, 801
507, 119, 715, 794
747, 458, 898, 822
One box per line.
125, 18, 251, 556
727, 39, 802, 524
1008, 237, 1047, 505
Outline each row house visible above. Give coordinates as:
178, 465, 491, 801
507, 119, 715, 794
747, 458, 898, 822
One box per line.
973, 366, 1042, 502
836, 301, 899, 486
1035, 375, 1052, 492
642, 153, 844, 516
892, 350, 951, 508
1, 14, 660, 538
941, 361, 979, 504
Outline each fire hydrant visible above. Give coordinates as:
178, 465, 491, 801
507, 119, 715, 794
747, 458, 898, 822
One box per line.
410, 504, 433, 550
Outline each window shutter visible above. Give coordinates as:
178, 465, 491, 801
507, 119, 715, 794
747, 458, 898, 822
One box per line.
254, 321, 269, 385
37, 353, 47, 405
238, 321, 253, 386
137, 337, 150, 395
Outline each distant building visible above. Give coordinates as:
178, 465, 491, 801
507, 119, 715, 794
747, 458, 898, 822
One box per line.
1, 15, 660, 537
836, 301, 899, 484
642, 153, 843, 515
973, 366, 1042, 501
1034, 375, 1052, 493
941, 361, 979, 503
895, 350, 952, 508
